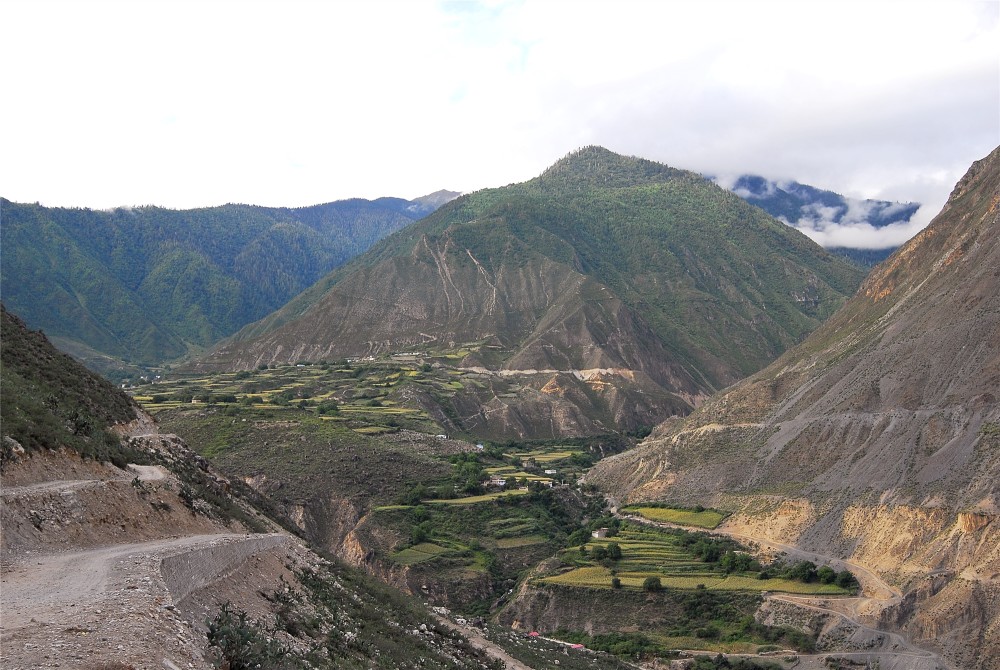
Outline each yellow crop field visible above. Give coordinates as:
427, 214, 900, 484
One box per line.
543, 566, 614, 587
425, 489, 529, 505
623, 506, 726, 529
494, 535, 548, 549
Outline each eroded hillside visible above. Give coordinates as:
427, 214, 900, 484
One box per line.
588, 146, 1000, 669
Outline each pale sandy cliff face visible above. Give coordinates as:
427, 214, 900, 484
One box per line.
589, 146, 1000, 670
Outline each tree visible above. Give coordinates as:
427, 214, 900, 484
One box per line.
642, 576, 662, 592
607, 542, 622, 561
719, 551, 753, 574
788, 560, 818, 583
611, 577, 622, 589
817, 565, 837, 584
835, 569, 857, 590
462, 476, 483, 495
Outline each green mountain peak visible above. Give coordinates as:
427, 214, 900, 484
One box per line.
537, 146, 688, 190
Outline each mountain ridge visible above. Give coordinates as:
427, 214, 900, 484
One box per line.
718, 173, 921, 267
1, 193, 452, 376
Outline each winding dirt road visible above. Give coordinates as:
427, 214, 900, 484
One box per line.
1, 532, 280, 669
0, 466, 287, 670
432, 616, 534, 670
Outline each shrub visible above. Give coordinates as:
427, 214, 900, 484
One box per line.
642, 576, 663, 592
206, 603, 302, 669
817, 566, 837, 584
835, 569, 858, 590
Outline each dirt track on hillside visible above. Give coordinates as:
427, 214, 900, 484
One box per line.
1, 459, 289, 670
1, 533, 274, 669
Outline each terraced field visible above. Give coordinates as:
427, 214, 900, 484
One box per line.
393, 542, 452, 565
541, 524, 852, 595
621, 505, 726, 529
133, 359, 462, 437
505, 449, 581, 463
426, 490, 530, 505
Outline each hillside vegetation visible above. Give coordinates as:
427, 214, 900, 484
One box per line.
0, 305, 141, 466
2, 301, 621, 669
1, 194, 450, 376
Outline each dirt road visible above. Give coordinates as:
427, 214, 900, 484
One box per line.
1, 533, 283, 670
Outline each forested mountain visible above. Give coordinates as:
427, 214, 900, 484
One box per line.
591, 146, 1000, 668
720, 174, 920, 266
1, 195, 449, 376
198, 147, 865, 438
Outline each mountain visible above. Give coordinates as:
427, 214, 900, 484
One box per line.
720, 174, 921, 266
0, 194, 450, 377
197, 147, 866, 438
591, 146, 1000, 668
406, 189, 462, 216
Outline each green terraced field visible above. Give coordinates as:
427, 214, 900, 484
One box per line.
542, 524, 853, 595
494, 535, 548, 549
391, 542, 451, 565
543, 568, 849, 594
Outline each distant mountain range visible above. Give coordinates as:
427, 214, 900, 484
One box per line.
0, 193, 457, 376
593, 146, 1000, 668
197, 147, 866, 438
718, 174, 921, 266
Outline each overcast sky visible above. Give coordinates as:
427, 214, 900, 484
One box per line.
2, 0, 997, 248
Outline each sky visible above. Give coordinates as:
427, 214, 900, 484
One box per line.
2, 0, 998, 249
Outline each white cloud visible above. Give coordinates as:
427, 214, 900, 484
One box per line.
0, 0, 996, 253
790, 216, 933, 250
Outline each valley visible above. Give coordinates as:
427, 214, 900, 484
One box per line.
132, 358, 956, 669
2, 145, 997, 669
